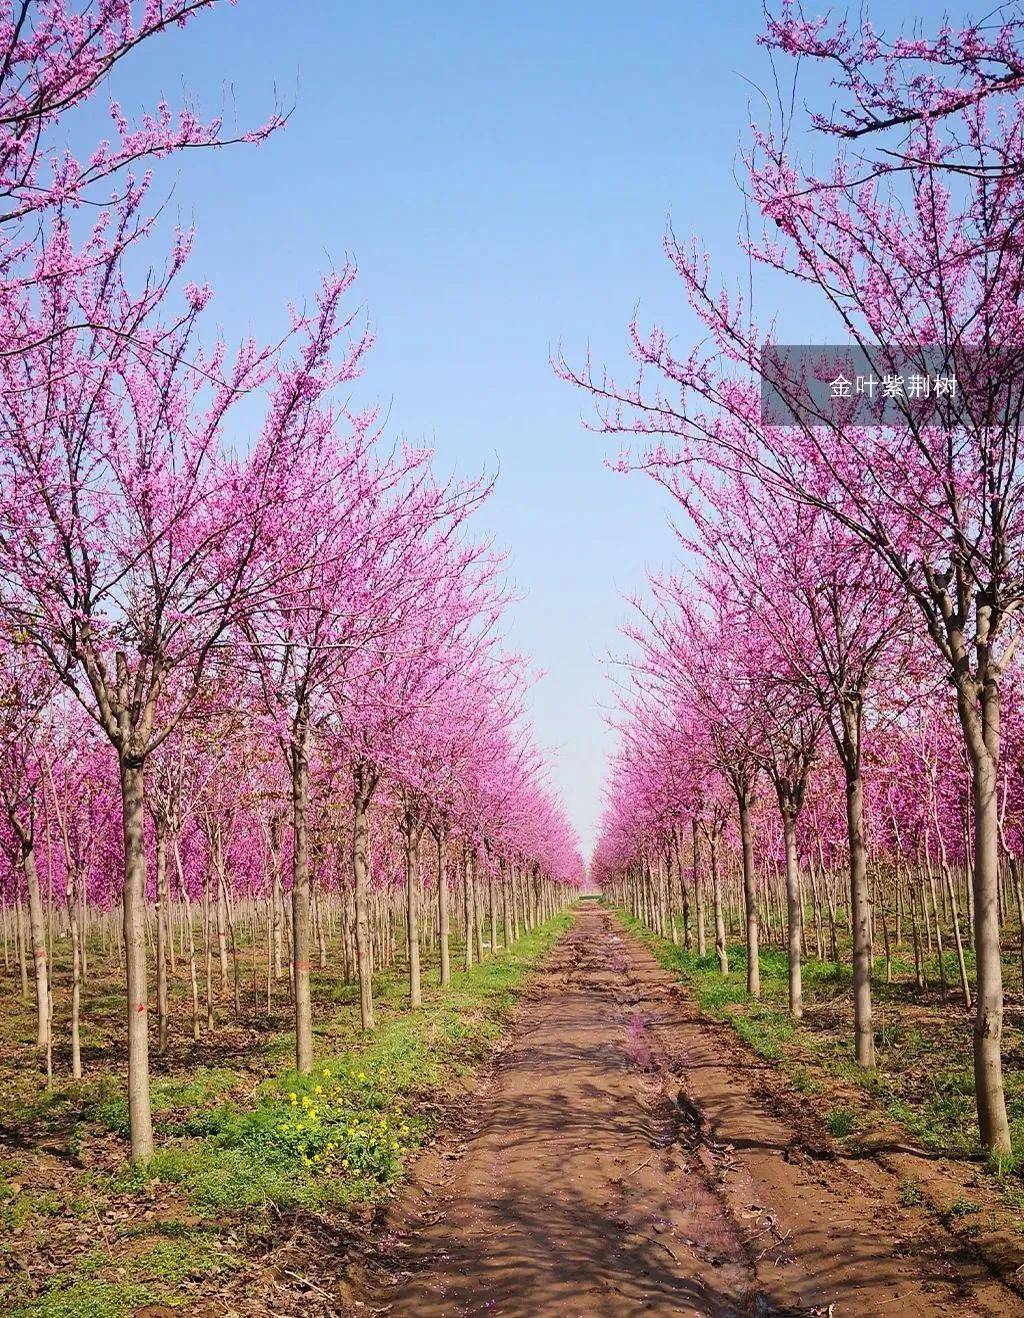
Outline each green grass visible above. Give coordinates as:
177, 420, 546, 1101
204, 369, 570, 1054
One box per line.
0, 1185, 63, 1231
120, 914, 571, 1215
3, 914, 570, 1314
616, 909, 1024, 1170
96, 1067, 240, 1138
825, 1105, 857, 1138
11, 1233, 236, 1316
12, 1277, 154, 1318
945, 1196, 982, 1228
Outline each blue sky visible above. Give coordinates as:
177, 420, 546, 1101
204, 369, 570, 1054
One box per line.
87, 0, 955, 853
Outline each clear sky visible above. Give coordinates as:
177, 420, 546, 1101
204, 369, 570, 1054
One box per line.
88, 0, 955, 855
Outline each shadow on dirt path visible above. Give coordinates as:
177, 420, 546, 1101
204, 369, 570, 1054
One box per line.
348, 908, 1024, 1317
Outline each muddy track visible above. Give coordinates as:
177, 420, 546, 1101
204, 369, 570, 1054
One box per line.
349, 910, 1024, 1317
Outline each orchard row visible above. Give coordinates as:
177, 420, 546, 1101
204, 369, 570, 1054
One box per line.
570, 7, 1024, 1159
0, 3, 582, 1167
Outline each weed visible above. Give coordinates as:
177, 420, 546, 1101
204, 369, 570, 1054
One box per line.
12, 1277, 152, 1318
825, 1106, 857, 1138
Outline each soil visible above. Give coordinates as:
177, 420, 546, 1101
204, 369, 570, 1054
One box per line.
347, 907, 1024, 1317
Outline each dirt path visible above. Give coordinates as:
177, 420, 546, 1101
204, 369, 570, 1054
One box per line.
353, 909, 1024, 1317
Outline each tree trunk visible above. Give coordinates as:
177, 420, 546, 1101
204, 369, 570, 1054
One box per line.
908, 866, 924, 988
352, 763, 375, 1031
737, 791, 760, 999
270, 813, 284, 980
942, 863, 972, 1011
173, 838, 201, 1041
473, 854, 485, 961
925, 851, 947, 997
961, 682, 1011, 1155
21, 841, 50, 1050
436, 829, 451, 987
64, 864, 82, 1079
215, 852, 229, 992
120, 759, 154, 1163
692, 820, 707, 957
503, 869, 513, 949
463, 849, 474, 970
1010, 856, 1024, 1005
840, 709, 875, 1068
291, 714, 314, 1071
155, 822, 170, 1055
15, 895, 28, 997
203, 870, 214, 1031
405, 814, 422, 1009
709, 829, 728, 974
781, 810, 803, 1019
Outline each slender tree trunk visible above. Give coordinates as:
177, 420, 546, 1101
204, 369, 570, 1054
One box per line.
908, 866, 924, 988
203, 871, 214, 1031
352, 763, 376, 1031
405, 814, 422, 1009
436, 829, 451, 987
942, 863, 972, 1012
473, 854, 485, 962
1009, 855, 1024, 1004
173, 839, 201, 1041
215, 852, 229, 992
15, 895, 28, 997
155, 823, 170, 1055
225, 879, 241, 1017
709, 829, 728, 974
961, 683, 1011, 1155
781, 810, 803, 1019
21, 841, 50, 1050
877, 871, 892, 984
502, 868, 513, 950
840, 712, 875, 1068
925, 851, 947, 997
737, 791, 760, 999
66, 869, 82, 1079
692, 820, 706, 956
270, 813, 284, 980
463, 849, 474, 970
291, 714, 314, 1071
120, 759, 153, 1163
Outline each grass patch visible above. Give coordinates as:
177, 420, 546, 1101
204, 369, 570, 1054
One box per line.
125, 914, 571, 1215
0, 1185, 62, 1231
96, 1067, 240, 1139
11, 1277, 153, 1318
10, 1232, 235, 1317
825, 1105, 856, 1138
614, 908, 1024, 1174
1, 911, 570, 1317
